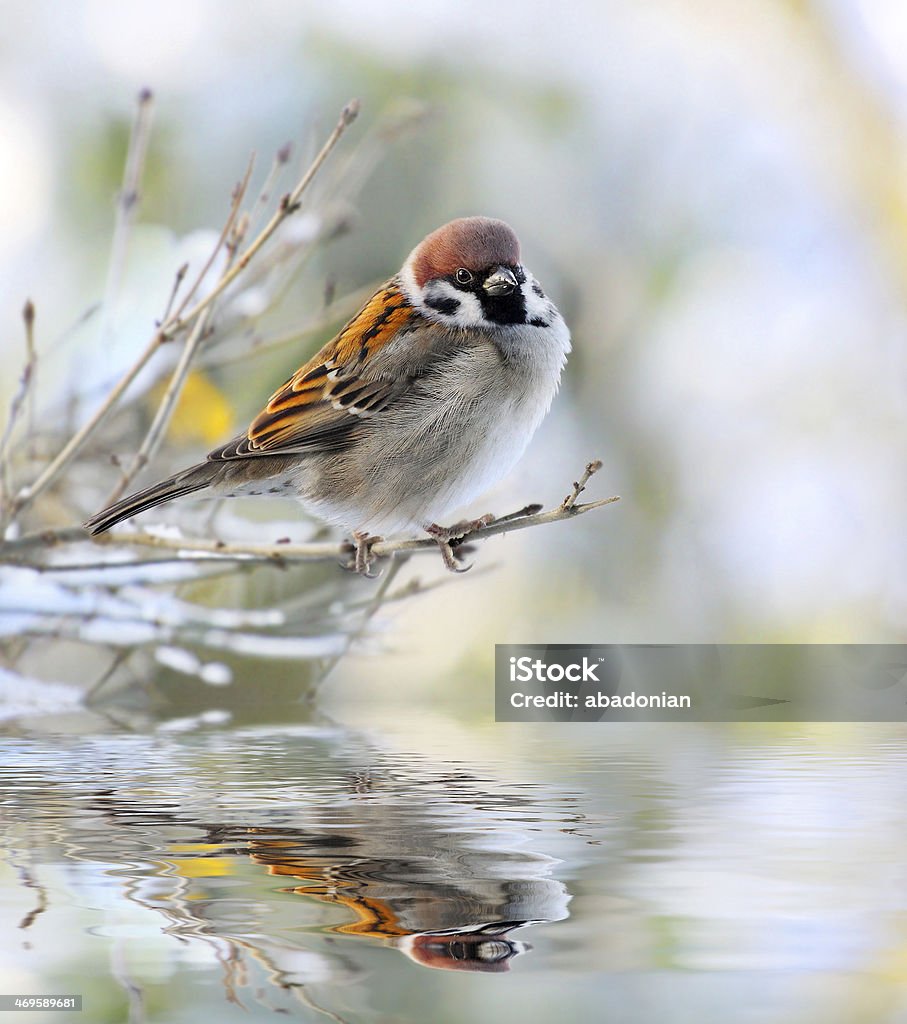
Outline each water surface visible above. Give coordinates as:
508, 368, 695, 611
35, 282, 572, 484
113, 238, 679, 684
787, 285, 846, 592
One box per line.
1, 720, 905, 1023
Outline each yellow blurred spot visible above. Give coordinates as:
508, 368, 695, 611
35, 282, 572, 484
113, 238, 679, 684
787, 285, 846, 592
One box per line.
149, 370, 233, 445
161, 857, 235, 878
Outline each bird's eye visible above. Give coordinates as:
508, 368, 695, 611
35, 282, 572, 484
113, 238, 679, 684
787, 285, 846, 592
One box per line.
455, 268, 473, 286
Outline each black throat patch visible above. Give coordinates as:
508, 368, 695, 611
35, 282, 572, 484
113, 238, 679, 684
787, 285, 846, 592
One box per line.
444, 264, 529, 325
478, 288, 528, 325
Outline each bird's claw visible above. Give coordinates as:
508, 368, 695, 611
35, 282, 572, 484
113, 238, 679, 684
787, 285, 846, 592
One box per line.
436, 537, 473, 573
426, 514, 494, 573
340, 532, 383, 577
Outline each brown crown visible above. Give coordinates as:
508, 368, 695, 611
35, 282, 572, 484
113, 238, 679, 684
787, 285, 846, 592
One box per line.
409, 217, 521, 288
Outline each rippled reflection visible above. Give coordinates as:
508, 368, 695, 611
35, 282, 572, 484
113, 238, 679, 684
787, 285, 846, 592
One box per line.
3, 723, 907, 1023
1, 727, 585, 1016
86, 808, 569, 979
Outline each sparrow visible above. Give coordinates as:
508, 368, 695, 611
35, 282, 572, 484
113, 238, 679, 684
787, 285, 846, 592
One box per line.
84, 217, 571, 574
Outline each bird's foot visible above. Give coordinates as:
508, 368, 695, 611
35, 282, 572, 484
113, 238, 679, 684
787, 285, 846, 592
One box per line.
340, 531, 383, 577
425, 514, 494, 573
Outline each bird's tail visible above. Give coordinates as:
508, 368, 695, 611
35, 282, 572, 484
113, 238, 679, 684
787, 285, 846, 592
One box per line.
83, 462, 217, 535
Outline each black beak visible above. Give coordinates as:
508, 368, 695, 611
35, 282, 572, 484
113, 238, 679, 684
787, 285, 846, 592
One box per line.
483, 266, 518, 297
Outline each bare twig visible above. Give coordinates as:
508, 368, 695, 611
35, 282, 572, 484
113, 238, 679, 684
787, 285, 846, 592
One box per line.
12, 92, 157, 518
11, 100, 360, 518
317, 99, 429, 221
561, 459, 604, 511
104, 310, 213, 506
168, 154, 255, 324
0, 300, 38, 525
104, 159, 256, 505
0, 526, 98, 555
162, 99, 360, 340
313, 553, 409, 691
0, 468, 619, 568
1, 488, 618, 566
99, 88, 155, 351
245, 142, 292, 237
207, 280, 381, 368
487, 502, 544, 526
23, 556, 243, 573
83, 648, 131, 705
14, 325, 162, 514
232, 103, 424, 341
159, 263, 189, 328
22, 299, 37, 454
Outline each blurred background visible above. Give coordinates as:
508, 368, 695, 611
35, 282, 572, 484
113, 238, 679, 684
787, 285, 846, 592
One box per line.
2, 3, 907, 1022
2, 1, 906, 703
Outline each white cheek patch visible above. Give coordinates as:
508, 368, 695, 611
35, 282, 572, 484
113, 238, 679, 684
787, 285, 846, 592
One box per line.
418, 278, 486, 327
522, 271, 557, 326
399, 261, 488, 327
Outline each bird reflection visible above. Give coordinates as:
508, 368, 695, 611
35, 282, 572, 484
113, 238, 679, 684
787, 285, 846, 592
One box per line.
195, 824, 567, 973
3, 730, 598, 1019
65, 770, 574, 992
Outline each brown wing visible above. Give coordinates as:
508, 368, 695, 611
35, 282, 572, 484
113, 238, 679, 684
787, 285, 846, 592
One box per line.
208, 282, 419, 461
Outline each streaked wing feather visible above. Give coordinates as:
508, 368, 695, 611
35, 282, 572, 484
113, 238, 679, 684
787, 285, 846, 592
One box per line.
208, 282, 419, 462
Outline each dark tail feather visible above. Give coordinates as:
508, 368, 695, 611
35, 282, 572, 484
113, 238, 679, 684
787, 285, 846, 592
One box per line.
83, 462, 216, 535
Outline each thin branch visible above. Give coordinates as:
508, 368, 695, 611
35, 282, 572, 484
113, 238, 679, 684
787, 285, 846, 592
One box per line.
561, 459, 604, 511
246, 142, 293, 237
0, 300, 38, 525
159, 263, 189, 329
22, 556, 242, 573
13, 325, 162, 514
13, 92, 157, 516
0, 526, 93, 555
23, 299, 37, 454
312, 553, 409, 691
104, 160, 255, 505
98, 88, 154, 351
161, 99, 360, 341
315, 99, 429, 227
335, 566, 476, 614
202, 280, 380, 370
376, 493, 620, 557
0, 471, 618, 573
168, 155, 255, 323
104, 309, 212, 505
83, 648, 131, 706
11, 100, 359, 517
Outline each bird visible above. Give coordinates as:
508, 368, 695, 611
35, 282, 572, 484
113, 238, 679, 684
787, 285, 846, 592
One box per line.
84, 216, 571, 574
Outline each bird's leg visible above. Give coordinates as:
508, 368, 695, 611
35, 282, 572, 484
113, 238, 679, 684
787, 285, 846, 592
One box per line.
425, 514, 494, 573
341, 531, 383, 577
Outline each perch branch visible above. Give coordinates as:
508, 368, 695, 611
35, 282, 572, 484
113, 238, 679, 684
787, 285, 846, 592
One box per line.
104, 495, 618, 561
0, 462, 619, 569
